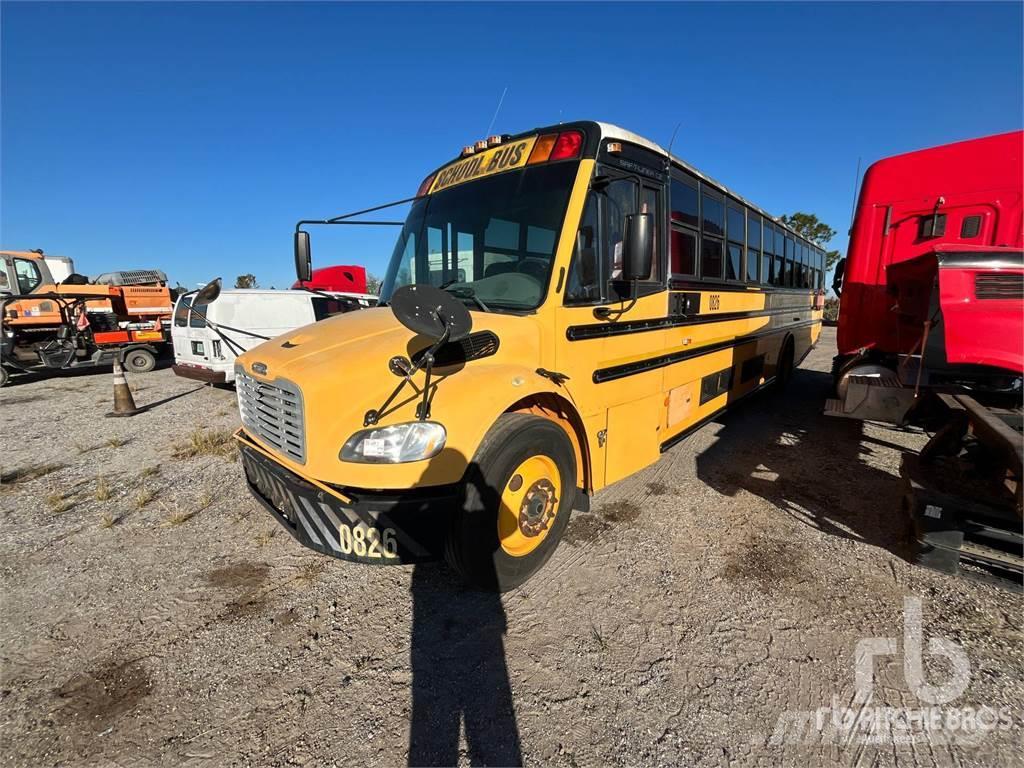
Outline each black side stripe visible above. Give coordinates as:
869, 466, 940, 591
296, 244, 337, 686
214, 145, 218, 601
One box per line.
567, 305, 814, 341
593, 319, 819, 383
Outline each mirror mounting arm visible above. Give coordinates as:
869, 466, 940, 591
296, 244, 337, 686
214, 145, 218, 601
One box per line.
593, 278, 640, 321
363, 315, 452, 427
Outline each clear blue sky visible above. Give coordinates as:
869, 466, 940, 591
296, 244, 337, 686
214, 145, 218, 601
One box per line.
3, 2, 1021, 288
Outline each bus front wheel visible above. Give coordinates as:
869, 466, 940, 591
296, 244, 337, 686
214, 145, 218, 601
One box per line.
445, 413, 576, 592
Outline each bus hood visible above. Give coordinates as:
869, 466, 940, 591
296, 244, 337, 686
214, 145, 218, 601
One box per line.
234, 305, 545, 486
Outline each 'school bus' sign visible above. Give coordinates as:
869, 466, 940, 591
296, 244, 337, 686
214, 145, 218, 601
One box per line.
430, 136, 537, 193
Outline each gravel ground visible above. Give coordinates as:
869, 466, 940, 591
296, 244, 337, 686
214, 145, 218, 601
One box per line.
1, 328, 1021, 767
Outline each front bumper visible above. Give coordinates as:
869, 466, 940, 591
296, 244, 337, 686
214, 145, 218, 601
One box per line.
237, 433, 453, 565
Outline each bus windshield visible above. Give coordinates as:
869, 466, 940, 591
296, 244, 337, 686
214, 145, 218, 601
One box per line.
379, 162, 578, 312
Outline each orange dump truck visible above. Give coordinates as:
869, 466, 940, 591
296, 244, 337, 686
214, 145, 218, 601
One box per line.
0, 250, 173, 386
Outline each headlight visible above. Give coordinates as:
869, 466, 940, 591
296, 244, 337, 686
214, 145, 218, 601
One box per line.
340, 421, 446, 464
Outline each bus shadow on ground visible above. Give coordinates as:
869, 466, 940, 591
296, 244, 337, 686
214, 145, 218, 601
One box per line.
694, 367, 915, 561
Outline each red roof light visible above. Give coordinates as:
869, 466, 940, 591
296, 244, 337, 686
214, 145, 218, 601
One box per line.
416, 173, 435, 197
550, 130, 583, 161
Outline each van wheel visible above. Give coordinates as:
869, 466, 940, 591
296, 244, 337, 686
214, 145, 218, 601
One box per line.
775, 338, 795, 389
123, 349, 156, 374
0, 367, 8, 388
445, 413, 576, 592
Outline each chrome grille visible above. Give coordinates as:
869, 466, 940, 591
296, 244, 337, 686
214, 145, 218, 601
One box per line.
236, 371, 306, 464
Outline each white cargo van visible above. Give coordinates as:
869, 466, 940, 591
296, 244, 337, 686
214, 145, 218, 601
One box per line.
171, 287, 375, 384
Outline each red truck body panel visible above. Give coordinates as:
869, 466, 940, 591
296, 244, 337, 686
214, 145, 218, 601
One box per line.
838, 131, 1024, 375
291, 265, 368, 294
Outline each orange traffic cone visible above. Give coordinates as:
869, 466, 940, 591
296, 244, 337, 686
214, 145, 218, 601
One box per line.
106, 360, 141, 417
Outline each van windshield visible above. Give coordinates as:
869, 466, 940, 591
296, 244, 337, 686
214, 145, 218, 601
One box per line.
379, 162, 578, 312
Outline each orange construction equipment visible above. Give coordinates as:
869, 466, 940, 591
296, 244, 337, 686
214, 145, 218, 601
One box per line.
0, 250, 173, 386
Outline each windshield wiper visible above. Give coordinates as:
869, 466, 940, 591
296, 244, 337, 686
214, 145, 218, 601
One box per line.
441, 283, 489, 312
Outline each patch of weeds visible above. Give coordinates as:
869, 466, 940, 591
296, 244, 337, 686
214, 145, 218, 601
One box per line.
46, 490, 73, 514
197, 490, 214, 510
94, 476, 112, 502
720, 534, 808, 590
172, 428, 237, 460
295, 559, 327, 586
601, 500, 642, 524
254, 529, 277, 547
563, 513, 608, 546
161, 508, 196, 527
1, 462, 65, 487
139, 466, 159, 479
106, 437, 129, 449
590, 624, 608, 651
135, 487, 156, 510
99, 512, 118, 529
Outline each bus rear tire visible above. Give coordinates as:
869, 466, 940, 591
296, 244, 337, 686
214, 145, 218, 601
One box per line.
445, 413, 576, 592
123, 348, 156, 374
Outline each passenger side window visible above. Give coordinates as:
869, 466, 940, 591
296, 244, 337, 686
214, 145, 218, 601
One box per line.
566, 196, 602, 303
641, 186, 662, 284
605, 178, 637, 281
13, 258, 42, 294
566, 175, 663, 305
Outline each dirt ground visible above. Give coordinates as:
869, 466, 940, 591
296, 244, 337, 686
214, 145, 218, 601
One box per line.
1, 328, 1021, 767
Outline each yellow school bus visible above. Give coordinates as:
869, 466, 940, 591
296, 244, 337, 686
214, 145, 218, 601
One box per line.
234, 121, 824, 590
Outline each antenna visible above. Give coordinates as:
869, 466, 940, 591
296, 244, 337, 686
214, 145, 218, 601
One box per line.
485, 86, 508, 137
848, 156, 862, 229
663, 120, 679, 171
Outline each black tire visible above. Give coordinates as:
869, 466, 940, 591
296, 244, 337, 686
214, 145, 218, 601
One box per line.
0, 366, 8, 388
775, 337, 795, 389
123, 348, 156, 374
445, 413, 577, 592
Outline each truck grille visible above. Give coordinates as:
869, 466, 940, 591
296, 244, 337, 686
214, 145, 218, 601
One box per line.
236, 371, 306, 464
975, 273, 1023, 300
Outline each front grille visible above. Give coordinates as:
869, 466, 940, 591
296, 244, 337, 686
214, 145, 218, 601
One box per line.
975, 273, 1023, 300
236, 371, 306, 464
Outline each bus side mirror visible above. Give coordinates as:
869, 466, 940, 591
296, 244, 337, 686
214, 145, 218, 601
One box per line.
623, 212, 653, 281
295, 231, 312, 283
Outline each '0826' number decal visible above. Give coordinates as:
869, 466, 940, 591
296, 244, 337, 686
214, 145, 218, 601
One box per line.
338, 524, 399, 559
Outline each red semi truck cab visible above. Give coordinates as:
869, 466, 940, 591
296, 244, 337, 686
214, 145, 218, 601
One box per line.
835, 130, 1023, 390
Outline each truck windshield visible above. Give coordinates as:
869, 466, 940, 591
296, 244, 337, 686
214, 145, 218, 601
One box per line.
379, 162, 578, 312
